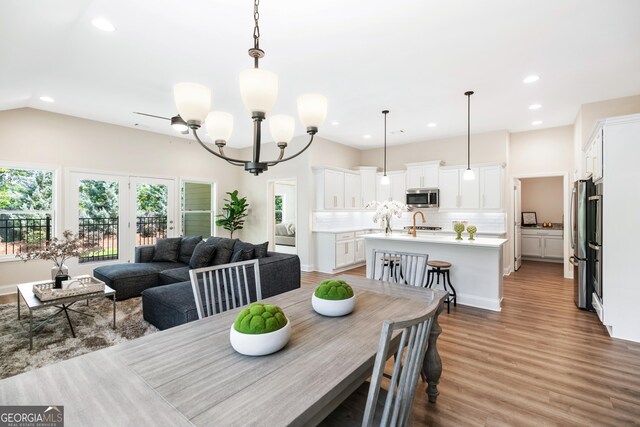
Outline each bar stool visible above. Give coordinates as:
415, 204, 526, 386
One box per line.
426, 260, 457, 313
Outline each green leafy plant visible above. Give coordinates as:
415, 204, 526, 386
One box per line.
234, 302, 287, 334
215, 190, 249, 238
314, 280, 354, 300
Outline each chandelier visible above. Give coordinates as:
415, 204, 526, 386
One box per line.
173, 0, 328, 175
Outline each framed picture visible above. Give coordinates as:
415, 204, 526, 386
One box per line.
522, 212, 537, 226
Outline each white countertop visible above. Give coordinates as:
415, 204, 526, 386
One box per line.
364, 232, 508, 248
313, 228, 506, 236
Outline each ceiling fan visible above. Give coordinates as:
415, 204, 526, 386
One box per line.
133, 112, 189, 134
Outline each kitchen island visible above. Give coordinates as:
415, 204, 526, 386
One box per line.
364, 232, 508, 311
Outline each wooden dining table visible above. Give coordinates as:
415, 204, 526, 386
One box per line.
0, 274, 448, 426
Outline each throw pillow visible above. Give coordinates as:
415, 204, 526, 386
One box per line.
230, 248, 254, 263
189, 241, 217, 269
152, 237, 182, 263
233, 240, 269, 259
204, 237, 237, 265
179, 235, 202, 264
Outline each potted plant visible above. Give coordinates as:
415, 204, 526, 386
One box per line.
312, 279, 356, 317
216, 190, 249, 238
17, 230, 101, 288
229, 302, 291, 356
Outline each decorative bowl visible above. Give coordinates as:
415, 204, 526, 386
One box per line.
229, 318, 291, 356
312, 294, 355, 317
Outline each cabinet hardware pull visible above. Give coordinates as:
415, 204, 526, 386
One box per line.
345, 244, 348, 254
334, 195, 337, 207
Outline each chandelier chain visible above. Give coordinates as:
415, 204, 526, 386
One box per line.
253, 0, 260, 49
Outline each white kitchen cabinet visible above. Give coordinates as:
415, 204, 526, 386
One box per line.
521, 235, 542, 257
354, 167, 378, 208
314, 230, 368, 273
438, 166, 480, 209
314, 168, 345, 210
521, 228, 563, 261
405, 161, 441, 189
376, 171, 406, 203
584, 128, 603, 181
344, 173, 362, 209
480, 165, 502, 209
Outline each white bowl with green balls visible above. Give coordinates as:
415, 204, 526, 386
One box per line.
312, 279, 355, 317
229, 302, 291, 356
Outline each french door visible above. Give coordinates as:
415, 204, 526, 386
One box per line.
67, 171, 176, 265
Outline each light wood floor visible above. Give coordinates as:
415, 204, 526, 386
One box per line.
306, 262, 640, 426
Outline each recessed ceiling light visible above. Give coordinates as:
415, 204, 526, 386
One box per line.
531, 120, 542, 126
331, 121, 340, 126
529, 103, 542, 110
363, 134, 372, 139
427, 122, 437, 128
523, 75, 540, 84
92, 17, 116, 32
39, 96, 55, 103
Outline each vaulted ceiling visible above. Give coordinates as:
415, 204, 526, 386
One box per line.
1, 0, 639, 148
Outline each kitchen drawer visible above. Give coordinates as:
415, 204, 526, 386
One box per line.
355, 230, 368, 237
336, 232, 355, 242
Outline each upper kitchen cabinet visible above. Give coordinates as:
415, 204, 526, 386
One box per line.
376, 171, 406, 203
405, 161, 443, 189
584, 127, 603, 181
313, 167, 345, 210
352, 166, 378, 208
344, 172, 362, 209
439, 164, 504, 211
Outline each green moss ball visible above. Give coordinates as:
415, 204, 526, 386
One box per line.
314, 280, 354, 300
234, 302, 288, 334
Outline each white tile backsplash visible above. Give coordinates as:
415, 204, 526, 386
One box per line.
313, 210, 506, 233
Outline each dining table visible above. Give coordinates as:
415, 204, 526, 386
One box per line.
0, 274, 448, 426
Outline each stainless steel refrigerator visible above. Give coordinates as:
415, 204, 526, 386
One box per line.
570, 179, 593, 309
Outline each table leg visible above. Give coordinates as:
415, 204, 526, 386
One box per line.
17, 288, 20, 320
29, 309, 33, 351
423, 302, 443, 403
112, 296, 116, 329
62, 304, 76, 338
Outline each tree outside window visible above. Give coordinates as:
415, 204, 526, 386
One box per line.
274, 195, 284, 224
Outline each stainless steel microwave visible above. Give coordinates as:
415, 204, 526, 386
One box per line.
406, 188, 439, 208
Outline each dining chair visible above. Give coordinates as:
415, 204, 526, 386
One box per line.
319, 303, 439, 427
369, 249, 429, 288
189, 259, 262, 319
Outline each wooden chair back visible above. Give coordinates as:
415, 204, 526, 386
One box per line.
363, 305, 438, 427
369, 249, 429, 287
189, 259, 262, 319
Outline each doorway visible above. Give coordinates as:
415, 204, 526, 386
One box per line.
511, 172, 572, 279
267, 179, 297, 255
67, 171, 176, 266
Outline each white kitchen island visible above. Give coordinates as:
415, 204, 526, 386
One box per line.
364, 232, 508, 311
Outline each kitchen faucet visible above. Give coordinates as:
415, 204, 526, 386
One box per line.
410, 211, 426, 237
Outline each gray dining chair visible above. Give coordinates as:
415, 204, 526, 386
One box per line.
319, 303, 439, 427
189, 259, 262, 319
369, 249, 429, 288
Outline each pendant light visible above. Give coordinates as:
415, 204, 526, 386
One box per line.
380, 110, 390, 186
463, 91, 475, 181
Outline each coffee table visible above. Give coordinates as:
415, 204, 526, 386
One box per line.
16, 279, 116, 350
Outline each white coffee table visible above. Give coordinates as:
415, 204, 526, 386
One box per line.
17, 279, 116, 350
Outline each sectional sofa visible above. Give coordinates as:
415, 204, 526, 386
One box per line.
93, 236, 300, 330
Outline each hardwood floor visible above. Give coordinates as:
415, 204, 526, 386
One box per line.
304, 262, 640, 426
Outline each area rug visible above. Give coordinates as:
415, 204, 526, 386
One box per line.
0, 297, 157, 380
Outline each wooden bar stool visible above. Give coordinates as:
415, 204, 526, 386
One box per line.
426, 260, 457, 313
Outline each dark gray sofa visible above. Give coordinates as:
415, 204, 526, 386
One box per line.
141, 251, 300, 330
93, 236, 301, 330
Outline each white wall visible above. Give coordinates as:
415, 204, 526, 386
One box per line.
521, 177, 564, 223
0, 108, 241, 293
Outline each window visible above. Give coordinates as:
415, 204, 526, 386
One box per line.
182, 181, 215, 237
274, 194, 284, 224
0, 166, 54, 257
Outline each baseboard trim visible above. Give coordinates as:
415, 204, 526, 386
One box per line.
314, 261, 366, 275
0, 283, 16, 296
456, 294, 502, 312
301, 264, 315, 272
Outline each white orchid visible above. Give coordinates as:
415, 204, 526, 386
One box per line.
367, 200, 407, 233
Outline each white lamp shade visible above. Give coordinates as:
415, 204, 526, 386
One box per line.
463, 168, 475, 180
380, 175, 390, 186
173, 82, 211, 124
239, 68, 278, 114
297, 94, 328, 128
205, 111, 234, 142
269, 115, 295, 144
